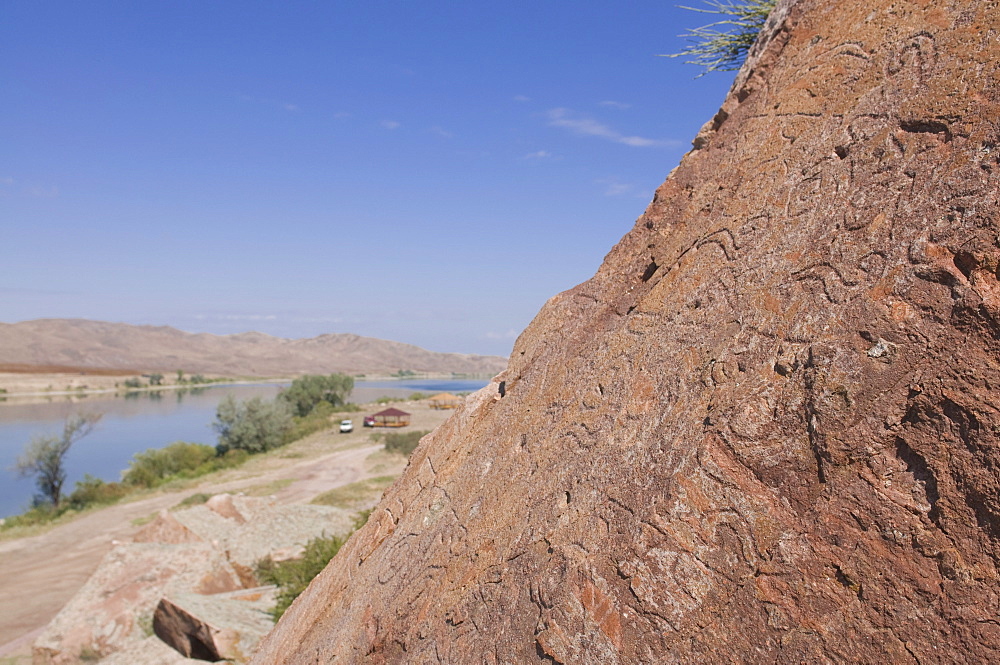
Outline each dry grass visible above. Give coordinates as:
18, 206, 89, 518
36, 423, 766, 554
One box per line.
311, 475, 398, 510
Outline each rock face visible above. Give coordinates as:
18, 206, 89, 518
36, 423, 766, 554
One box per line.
253, 0, 1000, 662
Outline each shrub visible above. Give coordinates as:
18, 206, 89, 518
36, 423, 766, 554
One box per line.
214, 395, 293, 454
383, 430, 430, 457
256, 533, 346, 620
664, 0, 777, 75
66, 475, 129, 509
283, 401, 336, 444
1, 503, 58, 529
123, 377, 143, 389
123, 441, 217, 488
255, 511, 370, 621
174, 492, 212, 508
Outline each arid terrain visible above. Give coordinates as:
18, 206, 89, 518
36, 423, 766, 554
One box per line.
0, 319, 508, 379
0, 397, 458, 663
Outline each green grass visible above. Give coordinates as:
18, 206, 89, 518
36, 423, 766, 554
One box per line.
310, 476, 397, 510
173, 492, 212, 509
255, 511, 370, 621
662, 0, 777, 75
131, 512, 158, 527
238, 478, 294, 497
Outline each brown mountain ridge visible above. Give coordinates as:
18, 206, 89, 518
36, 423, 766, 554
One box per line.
0, 319, 507, 377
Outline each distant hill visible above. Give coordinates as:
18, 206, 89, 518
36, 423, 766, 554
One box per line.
0, 319, 508, 377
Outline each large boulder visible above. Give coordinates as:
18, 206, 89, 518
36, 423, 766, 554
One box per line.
32, 541, 241, 664
252, 0, 1000, 662
152, 588, 276, 662
33, 495, 353, 663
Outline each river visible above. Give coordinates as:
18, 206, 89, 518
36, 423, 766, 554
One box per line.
0, 378, 489, 518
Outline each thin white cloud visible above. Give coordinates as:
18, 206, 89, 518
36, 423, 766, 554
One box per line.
600, 100, 631, 110
382, 120, 402, 130
26, 185, 59, 198
195, 314, 278, 322
514, 95, 531, 103
240, 95, 300, 112
333, 111, 352, 119
429, 126, 454, 138
523, 150, 552, 159
596, 178, 650, 199
601, 180, 633, 196
0, 286, 77, 296
291, 315, 347, 324
547, 108, 675, 148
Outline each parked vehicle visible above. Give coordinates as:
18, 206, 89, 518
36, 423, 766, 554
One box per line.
339, 419, 353, 433
363, 416, 376, 428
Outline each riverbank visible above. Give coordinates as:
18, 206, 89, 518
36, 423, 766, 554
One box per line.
0, 371, 279, 404
0, 396, 459, 661
0, 369, 495, 404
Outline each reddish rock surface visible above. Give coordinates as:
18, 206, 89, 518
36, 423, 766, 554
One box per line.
32, 495, 353, 663
254, 0, 1000, 662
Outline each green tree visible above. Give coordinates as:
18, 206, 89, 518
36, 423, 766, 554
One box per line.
15, 412, 103, 508
148, 373, 164, 386
664, 0, 777, 75
213, 395, 293, 454
279, 373, 354, 418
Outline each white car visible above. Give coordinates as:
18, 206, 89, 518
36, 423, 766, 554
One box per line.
339, 419, 353, 433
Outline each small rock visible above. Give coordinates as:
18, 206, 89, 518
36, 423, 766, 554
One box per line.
867, 338, 896, 359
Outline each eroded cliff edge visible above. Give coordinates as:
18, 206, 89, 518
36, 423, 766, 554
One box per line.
254, 0, 1000, 661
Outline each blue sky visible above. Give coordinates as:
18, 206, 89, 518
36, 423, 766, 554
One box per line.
2, 1, 736, 357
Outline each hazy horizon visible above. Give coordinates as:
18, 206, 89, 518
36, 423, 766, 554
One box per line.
3, 1, 735, 356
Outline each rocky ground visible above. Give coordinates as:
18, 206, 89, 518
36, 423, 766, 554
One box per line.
0, 398, 458, 663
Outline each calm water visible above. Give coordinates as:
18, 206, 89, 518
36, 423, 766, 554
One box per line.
0, 379, 489, 518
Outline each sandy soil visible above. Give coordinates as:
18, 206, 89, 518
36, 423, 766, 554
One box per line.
0, 371, 129, 398
0, 400, 455, 660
